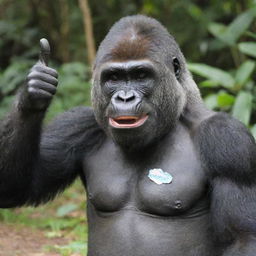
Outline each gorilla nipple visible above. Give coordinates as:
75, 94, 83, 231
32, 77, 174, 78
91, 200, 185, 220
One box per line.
174, 200, 183, 210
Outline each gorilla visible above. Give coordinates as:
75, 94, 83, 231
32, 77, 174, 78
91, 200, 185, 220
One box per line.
0, 15, 256, 256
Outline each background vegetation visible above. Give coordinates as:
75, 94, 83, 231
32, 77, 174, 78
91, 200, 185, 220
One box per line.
0, 0, 255, 255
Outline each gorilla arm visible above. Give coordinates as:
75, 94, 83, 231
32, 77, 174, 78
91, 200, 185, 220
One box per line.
0, 39, 103, 208
196, 113, 256, 255
0, 106, 102, 208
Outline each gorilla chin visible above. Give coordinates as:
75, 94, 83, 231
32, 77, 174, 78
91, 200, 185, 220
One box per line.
108, 114, 159, 152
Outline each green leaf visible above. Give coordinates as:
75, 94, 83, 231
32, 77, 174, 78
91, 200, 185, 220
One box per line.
235, 60, 255, 87
204, 94, 218, 110
199, 79, 220, 88
208, 23, 230, 45
245, 31, 256, 40
217, 92, 235, 107
188, 63, 235, 89
225, 10, 255, 43
208, 23, 227, 36
0, 60, 32, 94
56, 203, 79, 217
208, 8, 255, 46
232, 91, 252, 126
60, 62, 87, 75
187, 4, 203, 19
238, 42, 256, 58
250, 124, 256, 140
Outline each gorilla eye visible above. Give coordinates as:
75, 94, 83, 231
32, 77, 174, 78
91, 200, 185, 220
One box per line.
172, 57, 181, 79
135, 71, 147, 80
108, 73, 119, 82
133, 68, 152, 81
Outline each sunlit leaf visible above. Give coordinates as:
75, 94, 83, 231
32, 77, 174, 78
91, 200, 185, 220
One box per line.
199, 79, 220, 88
238, 42, 256, 58
217, 92, 235, 107
204, 94, 218, 110
232, 91, 252, 126
235, 60, 255, 87
188, 63, 235, 89
208, 23, 231, 45
225, 9, 255, 43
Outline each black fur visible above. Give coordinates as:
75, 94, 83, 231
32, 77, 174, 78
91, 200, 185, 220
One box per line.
195, 113, 256, 254
0, 107, 105, 207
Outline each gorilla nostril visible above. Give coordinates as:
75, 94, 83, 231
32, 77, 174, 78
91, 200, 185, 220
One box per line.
116, 91, 136, 103
116, 95, 122, 102
124, 95, 136, 103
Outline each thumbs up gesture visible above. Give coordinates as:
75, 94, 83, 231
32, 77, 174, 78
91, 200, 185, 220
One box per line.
20, 38, 58, 112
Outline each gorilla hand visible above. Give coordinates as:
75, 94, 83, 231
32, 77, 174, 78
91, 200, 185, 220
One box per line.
19, 38, 58, 112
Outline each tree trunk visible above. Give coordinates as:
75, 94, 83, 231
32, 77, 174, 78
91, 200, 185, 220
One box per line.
59, 0, 70, 62
78, 0, 96, 67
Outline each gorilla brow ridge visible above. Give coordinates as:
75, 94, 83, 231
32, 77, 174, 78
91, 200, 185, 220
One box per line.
95, 15, 185, 71
110, 29, 150, 61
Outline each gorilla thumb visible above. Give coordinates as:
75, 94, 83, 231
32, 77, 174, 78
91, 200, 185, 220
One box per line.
39, 38, 50, 66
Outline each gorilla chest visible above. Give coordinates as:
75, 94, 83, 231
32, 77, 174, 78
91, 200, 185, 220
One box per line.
83, 138, 207, 216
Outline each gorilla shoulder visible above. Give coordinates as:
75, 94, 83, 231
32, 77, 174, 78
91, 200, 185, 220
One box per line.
195, 112, 256, 184
42, 106, 106, 157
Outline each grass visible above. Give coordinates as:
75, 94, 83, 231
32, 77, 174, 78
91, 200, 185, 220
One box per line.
0, 180, 88, 255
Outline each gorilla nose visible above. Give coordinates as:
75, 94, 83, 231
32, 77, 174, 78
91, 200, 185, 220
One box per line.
112, 90, 141, 105
111, 90, 141, 112
115, 90, 136, 103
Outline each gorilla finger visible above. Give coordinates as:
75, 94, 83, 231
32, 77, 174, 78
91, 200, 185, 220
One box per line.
28, 80, 57, 95
33, 64, 58, 78
28, 87, 53, 99
39, 38, 50, 66
27, 71, 58, 86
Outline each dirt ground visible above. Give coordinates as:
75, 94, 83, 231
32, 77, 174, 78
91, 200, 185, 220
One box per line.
0, 223, 68, 256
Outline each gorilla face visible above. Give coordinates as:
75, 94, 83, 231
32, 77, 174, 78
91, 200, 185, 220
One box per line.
91, 15, 187, 150
101, 60, 155, 128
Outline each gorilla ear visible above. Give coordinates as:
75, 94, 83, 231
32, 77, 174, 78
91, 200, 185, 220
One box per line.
172, 57, 181, 79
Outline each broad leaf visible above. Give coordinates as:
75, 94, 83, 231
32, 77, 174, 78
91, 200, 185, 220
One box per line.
217, 92, 235, 107
232, 91, 252, 126
204, 94, 218, 110
238, 42, 256, 58
200, 80, 220, 88
225, 9, 255, 44
235, 60, 255, 87
208, 8, 256, 46
188, 63, 235, 89
208, 23, 230, 45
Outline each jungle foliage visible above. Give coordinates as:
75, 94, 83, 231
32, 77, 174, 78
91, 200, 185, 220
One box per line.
0, 0, 255, 127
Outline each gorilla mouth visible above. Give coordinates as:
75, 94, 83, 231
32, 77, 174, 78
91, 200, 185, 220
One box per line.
109, 115, 148, 128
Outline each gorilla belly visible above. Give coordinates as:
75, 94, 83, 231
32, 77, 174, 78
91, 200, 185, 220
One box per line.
87, 205, 214, 256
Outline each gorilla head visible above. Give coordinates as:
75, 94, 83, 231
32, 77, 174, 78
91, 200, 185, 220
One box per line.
91, 15, 203, 150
